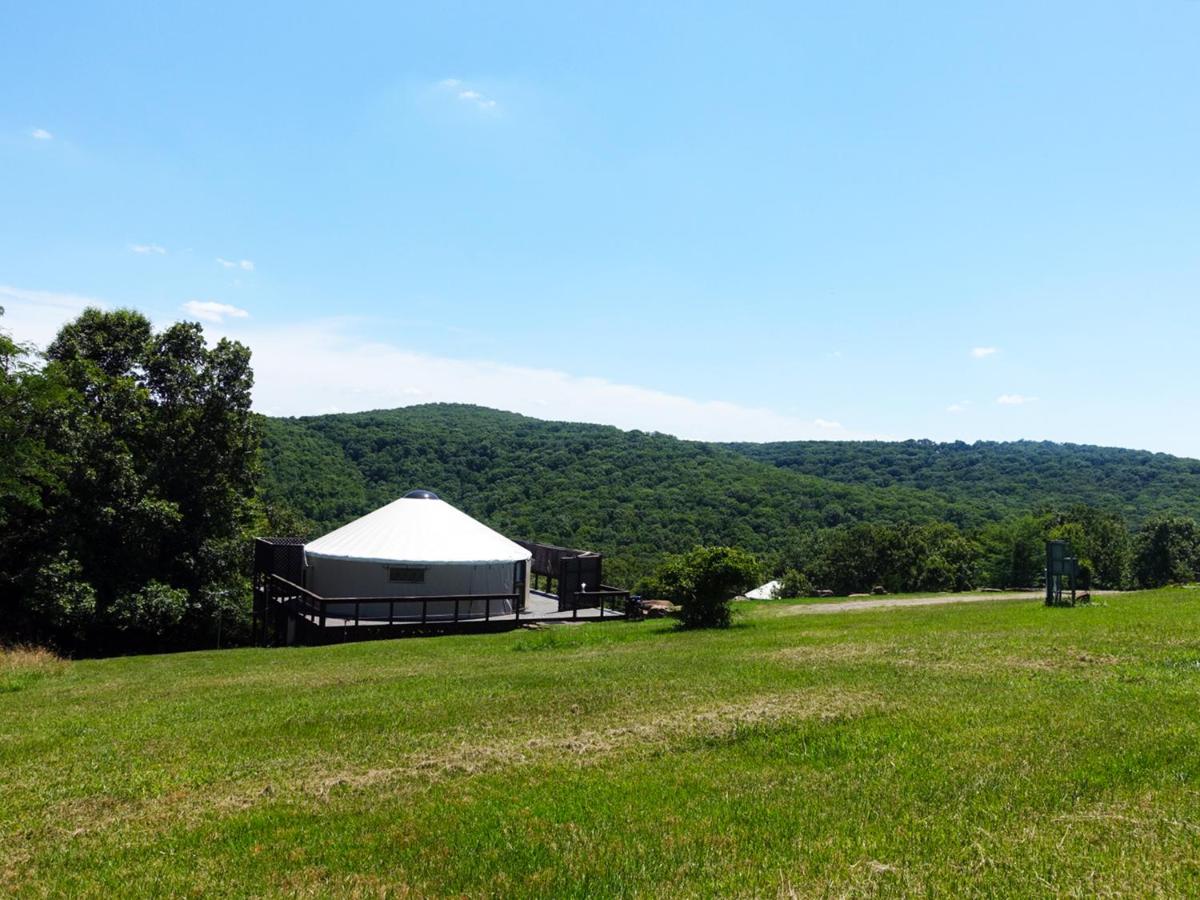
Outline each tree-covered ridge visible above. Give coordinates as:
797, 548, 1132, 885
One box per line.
723, 438, 1200, 525
260, 405, 958, 585
259, 404, 1200, 587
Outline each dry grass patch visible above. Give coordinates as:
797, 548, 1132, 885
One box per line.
316, 687, 882, 792
0, 645, 67, 694
772, 641, 1122, 679
774, 641, 894, 665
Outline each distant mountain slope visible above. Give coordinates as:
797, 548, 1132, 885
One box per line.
722, 439, 1200, 525
260, 405, 1200, 585
261, 405, 955, 584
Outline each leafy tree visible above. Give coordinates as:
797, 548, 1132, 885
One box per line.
978, 515, 1049, 588
109, 581, 189, 639
1056, 506, 1132, 589
24, 552, 96, 645
0, 307, 259, 653
773, 569, 813, 599
0, 307, 72, 525
648, 546, 760, 628
1134, 517, 1200, 587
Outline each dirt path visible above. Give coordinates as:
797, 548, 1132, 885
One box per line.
781, 591, 1045, 616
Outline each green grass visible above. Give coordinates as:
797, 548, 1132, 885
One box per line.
750, 588, 1041, 606
4, 590, 1200, 896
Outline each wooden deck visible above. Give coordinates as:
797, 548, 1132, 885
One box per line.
251, 537, 634, 646
256, 575, 633, 646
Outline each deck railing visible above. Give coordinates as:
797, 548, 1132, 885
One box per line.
266, 576, 519, 627
568, 586, 633, 619
263, 574, 634, 635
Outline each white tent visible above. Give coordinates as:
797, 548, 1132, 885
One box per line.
744, 580, 780, 600
304, 490, 531, 619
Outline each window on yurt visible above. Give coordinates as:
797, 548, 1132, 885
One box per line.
388, 566, 426, 583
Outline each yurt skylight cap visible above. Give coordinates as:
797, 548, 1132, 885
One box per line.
403, 489, 439, 500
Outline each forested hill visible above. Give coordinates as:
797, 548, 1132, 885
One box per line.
723, 439, 1200, 526
260, 404, 1200, 585
260, 405, 954, 584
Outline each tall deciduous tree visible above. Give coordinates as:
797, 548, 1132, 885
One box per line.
0, 307, 259, 652
1134, 517, 1200, 588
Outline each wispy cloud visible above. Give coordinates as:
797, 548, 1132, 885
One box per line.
130, 243, 167, 255
217, 257, 254, 271
182, 301, 250, 324
947, 401, 970, 414
4, 295, 878, 442
225, 319, 878, 442
31, 128, 53, 140
996, 394, 1037, 406
971, 346, 998, 359
438, 78, 498, 112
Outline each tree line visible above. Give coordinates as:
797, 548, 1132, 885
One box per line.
756, 509, 1200, 599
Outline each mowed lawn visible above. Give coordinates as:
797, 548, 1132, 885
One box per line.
4, 590, 1200, 896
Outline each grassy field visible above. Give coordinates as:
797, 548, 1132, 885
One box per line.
4, 589, 1200, 896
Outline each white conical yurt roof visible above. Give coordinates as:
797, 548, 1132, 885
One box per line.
744, 580, 780, 600
304, 492, 531, 566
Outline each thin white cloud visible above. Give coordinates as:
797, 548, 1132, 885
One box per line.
31, 128, 53, 140
230, 319, 877, 442
130, 243, 167, 255
2, 294, 876, 442
947, 401, 970, 414
182, 301, 250, 324
0, 285, 107, 348
971, 347, 998, 359
438, 78, 499, 112
217, 257, 254, 271
996, 394, 1037, 406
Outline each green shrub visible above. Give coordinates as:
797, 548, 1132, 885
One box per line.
108, 581, 189, 637
649, 546, 760, 628
773, 569, 813, 599
27, 553, 96, 644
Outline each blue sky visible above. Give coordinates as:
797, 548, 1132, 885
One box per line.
2, 2, 1198, 454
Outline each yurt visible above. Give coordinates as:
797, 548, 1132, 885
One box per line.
744, 580, 780, 600
303, 490, 531, 620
